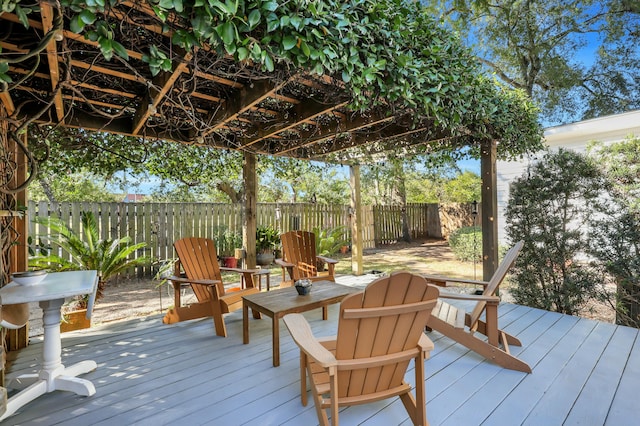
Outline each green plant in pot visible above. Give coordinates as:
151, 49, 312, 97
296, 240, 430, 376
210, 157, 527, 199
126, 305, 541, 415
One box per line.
256, 225, 279, 266
215, 229, 242, 268
30, 211, 150, 311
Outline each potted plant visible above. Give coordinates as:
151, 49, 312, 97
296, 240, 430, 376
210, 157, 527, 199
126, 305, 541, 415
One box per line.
216, 230, 242, 268
29, 211, 150, 330
256, 225, 280, 266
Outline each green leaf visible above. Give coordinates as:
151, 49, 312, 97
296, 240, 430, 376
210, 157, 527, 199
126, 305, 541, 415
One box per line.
251, 42, 261, 58
2, 1, 15, 13
264, 53, 274, 72
267, 17, 279, 32
263, 1, 277, 12
79, 10, 96, 25
111, 41, 129, 60
237, 47, 249, 61
221, 22, 236, 45
224, 42, 236, 55
98, 37, 113, 61
174, 0, 183, 13
282, 35, 297, 50
290, 16, 302, 30
300, 41, 310, 57
15, 5, 29, 28
207, 0, 227, 14
225, 0, 238, 15
248, 10, 260, 28
70, 15, 85, 33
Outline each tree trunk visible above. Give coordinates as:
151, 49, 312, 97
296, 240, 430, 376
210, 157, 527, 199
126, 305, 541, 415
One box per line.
39, 178, 57, 203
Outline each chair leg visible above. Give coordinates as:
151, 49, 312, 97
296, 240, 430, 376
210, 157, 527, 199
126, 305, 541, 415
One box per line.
211, 302, 227, 337
328, 372, 338, 426
310, 375, 330, 426
300, 351, 308, 406
399, 351, 427, 426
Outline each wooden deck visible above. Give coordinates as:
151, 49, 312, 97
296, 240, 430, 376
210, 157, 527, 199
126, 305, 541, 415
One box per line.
4, 276, 640, 425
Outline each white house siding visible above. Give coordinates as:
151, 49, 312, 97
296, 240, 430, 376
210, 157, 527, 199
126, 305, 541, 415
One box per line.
496, 109, 640, 243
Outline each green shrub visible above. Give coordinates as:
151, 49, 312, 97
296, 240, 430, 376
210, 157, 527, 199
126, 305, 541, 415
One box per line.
448, 226, 482, 262
505, 149, 607, 316
312, 226, 347, 257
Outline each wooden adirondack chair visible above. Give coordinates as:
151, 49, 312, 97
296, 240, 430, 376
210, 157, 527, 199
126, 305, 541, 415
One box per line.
423, 240, 531, 373
284, 271, 439, 426
276, 230, 338, 288
163, 237, 261, 337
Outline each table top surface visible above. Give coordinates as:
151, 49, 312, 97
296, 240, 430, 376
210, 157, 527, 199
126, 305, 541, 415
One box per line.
1, 270, 98, 305
242, 281, 361, 314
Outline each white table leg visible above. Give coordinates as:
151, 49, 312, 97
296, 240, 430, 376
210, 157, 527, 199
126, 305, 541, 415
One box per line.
0, 297, 97, 421
1, 380, 48, 420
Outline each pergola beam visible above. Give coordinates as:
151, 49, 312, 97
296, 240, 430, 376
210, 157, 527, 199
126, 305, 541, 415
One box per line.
132, 49, 193, 135
40, 3, 65, 123
205, 79, 289, 135
240, 100, 348, 149
272, 111, 395, 156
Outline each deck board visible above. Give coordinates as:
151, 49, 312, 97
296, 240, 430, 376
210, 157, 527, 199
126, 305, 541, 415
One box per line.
484, 317, 600, 424
604, 329, 640, 425
3, 290, 639, 425
564, 324, 638, 425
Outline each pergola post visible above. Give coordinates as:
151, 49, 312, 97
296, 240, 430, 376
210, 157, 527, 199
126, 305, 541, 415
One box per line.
480, 139, 499, 281
349, 165, 363, 276
0, 113, 30, 358
242, 152, 257, 269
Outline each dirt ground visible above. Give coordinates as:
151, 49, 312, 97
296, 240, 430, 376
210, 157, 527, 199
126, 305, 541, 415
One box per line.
27, 238, 616, 336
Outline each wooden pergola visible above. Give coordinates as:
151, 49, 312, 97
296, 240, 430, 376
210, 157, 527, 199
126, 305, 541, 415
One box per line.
0, 0, 534, 348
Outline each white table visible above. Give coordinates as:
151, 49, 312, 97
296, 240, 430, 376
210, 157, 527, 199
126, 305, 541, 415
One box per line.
0, 270, 98, 420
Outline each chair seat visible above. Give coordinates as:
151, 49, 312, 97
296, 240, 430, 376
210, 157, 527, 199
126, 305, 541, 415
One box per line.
432, 299, 466, 329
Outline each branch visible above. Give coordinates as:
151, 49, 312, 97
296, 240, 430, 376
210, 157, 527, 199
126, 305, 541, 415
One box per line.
477, 57, 525, 90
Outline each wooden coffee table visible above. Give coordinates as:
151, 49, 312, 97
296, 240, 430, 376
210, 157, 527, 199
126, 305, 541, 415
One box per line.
242, 281, 360, 367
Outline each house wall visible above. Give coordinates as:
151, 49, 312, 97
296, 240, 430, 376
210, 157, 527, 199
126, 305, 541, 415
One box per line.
496, 109, 640, 243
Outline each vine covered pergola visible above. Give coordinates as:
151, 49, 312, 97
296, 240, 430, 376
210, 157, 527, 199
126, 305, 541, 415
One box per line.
0, 0, 542, 346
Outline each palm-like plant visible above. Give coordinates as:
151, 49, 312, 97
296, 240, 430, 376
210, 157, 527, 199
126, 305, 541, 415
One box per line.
30, 211, 149, 305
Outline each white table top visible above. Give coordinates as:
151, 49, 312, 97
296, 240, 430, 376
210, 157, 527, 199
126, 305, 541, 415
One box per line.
1, 270, 98, 305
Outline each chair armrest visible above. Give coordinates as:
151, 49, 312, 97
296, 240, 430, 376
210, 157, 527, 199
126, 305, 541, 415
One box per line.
317, 255, 338, 265
422, 274, 489, 288
418, 333, 435, 352
275, 258, 294, 268
220, 267, 262, 275
438, 291, 500, 303
283, 313, 337, 368
168, 275, 220, 286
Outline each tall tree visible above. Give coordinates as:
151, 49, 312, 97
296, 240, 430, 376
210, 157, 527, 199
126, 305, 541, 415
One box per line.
30, 126, 245, 202
430, 0, 640, 124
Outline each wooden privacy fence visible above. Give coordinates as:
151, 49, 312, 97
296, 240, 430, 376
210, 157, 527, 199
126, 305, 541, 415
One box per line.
373, 203, 442, 244
27, 201, 451, 277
